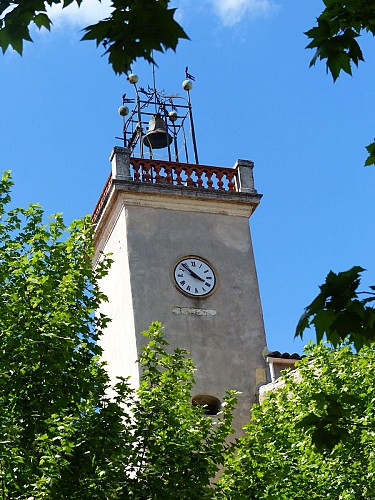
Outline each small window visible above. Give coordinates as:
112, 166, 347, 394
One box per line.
192, 394, 221, 416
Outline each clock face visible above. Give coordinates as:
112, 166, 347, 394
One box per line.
174, 257, 216, 297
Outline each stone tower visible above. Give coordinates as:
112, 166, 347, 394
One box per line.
93, 73, 267, 432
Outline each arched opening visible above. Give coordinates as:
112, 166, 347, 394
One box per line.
192, 394, 221, 416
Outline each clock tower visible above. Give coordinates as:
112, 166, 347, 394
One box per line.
93, 72, 267, 433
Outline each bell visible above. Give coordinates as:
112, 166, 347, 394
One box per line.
143, 113, 173, 149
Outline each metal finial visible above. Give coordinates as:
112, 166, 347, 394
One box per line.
185, 66, 196, 81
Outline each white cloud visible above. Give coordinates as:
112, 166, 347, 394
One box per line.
208, 0, 277, 26
42, 0, 274, 33
46, 0, 275, 31
47, 0, 112, 29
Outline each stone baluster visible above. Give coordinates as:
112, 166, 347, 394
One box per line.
216, 171, 224, 190
143, 163, 152, 182
165, 166, 172, 184
195, 167, 204, 188
206, 169, 214, 189
186, 167, 194, 186
154, 164, 162, 183
227, 171, 236, 191
133, 161, 141, 181
175, 166, 183, 185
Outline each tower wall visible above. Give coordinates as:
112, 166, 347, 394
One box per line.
95, 176, 267, 432
97, 206, 139, 390
126, 204, 266, 430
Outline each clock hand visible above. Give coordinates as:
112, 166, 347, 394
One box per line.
182, 263, 205, 282
191, 271, 205, 282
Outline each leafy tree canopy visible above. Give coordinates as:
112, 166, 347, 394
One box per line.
296, 266, 375, 351
0, 0, 189, 74
218, 342, 375, 499
294, 268, 375, 448
305, 0, 375, 166
0, 172, 235, 498
306, 0, 375, 81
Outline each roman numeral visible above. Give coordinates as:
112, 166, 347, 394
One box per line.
195, 288, 198, 293
180, 280, 186, 286
205, 282, 211, 287
207, 276, 212, 280
177, 274, 183, 278
191, 261, 196, 267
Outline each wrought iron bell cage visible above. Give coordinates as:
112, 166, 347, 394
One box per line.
117, 69, 199, 164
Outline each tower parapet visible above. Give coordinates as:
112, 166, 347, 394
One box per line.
92, 147, 261, 225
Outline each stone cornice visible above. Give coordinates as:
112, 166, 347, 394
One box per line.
93, 180, 262, 265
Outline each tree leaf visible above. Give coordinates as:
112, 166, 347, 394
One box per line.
365, 140, 375, 166
33, 13, 52, 31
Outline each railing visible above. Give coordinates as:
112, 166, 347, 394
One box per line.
92, 172, 112, 222
130, 158, 238, 192
93, 155, 251, 222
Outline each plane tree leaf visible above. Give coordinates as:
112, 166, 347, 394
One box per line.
295, 267, 375, 350
82, 0, 189, 74
365, 140, 375, 166
0, 0, 189, 74
306, 1, 375, 167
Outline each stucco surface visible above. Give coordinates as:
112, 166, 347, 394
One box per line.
97, 207, 139, 391
96, 184, 267, 433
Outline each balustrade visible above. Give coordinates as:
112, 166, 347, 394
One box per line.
93, 156, 254, 222
130, 158, 238, 192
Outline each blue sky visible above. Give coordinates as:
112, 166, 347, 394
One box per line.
1, 0, 374, 354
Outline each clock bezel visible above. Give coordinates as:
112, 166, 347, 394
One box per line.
173, 255, 217, 298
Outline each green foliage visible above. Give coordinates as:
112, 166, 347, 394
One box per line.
295, 266, 375, 351
218, 343, 375, 499
293, 265, 375, 454
82, 0, 189, 74
305, 0, 375, 81
122, 322, 237, 498
0, 171, 125, 497
0, 0, 55, 55
0, 0, 188, 73
0, 180, 235, 497
306, 0, 375, 166
294, 390, 353, 451
365, 140, 375, 166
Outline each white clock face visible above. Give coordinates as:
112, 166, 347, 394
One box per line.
174, 257, 216, 297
